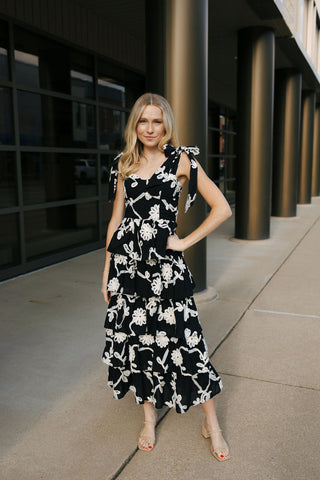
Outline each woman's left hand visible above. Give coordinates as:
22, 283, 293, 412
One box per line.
166, 234, 186, 252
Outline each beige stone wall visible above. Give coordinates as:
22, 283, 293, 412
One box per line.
276, 0, 320, 75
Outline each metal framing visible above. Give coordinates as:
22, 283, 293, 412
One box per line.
208, 125, 237, 205
0, 17, 138, 281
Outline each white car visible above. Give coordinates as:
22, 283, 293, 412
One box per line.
74, 159, 107, 183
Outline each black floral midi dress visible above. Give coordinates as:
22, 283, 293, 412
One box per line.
102, 144, 223, 414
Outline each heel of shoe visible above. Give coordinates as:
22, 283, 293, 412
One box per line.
201, 422, 210, 439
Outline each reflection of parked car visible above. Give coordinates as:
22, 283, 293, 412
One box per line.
74, 159, 107, 183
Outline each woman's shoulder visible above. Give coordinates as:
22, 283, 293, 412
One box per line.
163, 144, 200, 157
178, 145, 200, 156
112, 151, 123, 166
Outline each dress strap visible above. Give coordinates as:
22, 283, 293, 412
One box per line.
177, 146, 199, 213
108, 153, 122, 201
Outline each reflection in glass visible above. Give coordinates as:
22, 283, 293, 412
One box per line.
0, 152, 17, 207
24, 202, 98, 260
14, 26, 94, 96
99, 107, 125, 150
14, 50, 40, 87
0, 47, 9, 82
100, 154, 114, 237
98, 58, 145, 108
98, 78, 125, 107
71, 70, 94, 99
18, 91, 42, 145
21, 153, 98, 204
0, 214, 20, 267
0, 20, 9, 81
18, 91, 96, 147
0, 88, 14, 144
100, 153, 116, 236
72, 101, 96, 145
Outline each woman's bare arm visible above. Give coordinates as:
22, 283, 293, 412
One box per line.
167, 153, 232, 252
101, 175, 125, 302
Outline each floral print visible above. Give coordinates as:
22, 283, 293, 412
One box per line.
140, 223, 156, 241
132, 308, 147, 326
102, 145, 222, 414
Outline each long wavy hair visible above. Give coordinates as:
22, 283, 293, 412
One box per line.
118, 93, 179, 178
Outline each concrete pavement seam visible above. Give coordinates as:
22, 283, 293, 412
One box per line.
209, 213, 320, 360
219, 372, 320, 392
109, 406, 170, 480
109, 449, 139, 480
109, 213, 320, 479
251, 308, 320, 319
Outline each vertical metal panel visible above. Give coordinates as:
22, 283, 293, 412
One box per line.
47, 0, 56, 33
311, 104, 320, 197
32, 0, 41, 25
40, 0, 49, 32
0, 0, 144, 71
53, 0, 62, 37
145, 0, 165, 94
235, 27, 275, 240
272, 69, 302, 217
87, 7, 99, 53
298, 90, 316, 204
0, 0, 15, 16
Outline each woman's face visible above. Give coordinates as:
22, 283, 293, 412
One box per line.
136, 105, 165, 149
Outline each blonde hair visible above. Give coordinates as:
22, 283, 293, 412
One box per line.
118, 93, 179, 178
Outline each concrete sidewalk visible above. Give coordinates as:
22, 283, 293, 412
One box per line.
1, 198, 320, 480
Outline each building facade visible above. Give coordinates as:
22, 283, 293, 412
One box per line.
0, 0, 319, 288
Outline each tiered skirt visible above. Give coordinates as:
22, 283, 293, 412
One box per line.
102, 252, 223, 414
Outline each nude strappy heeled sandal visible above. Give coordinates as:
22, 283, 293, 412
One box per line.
138, 418, 156, 452
202, 422, 230, 461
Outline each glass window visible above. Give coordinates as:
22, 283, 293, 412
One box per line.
24, 202, 98, 260
99, 107, 125, 150
101, 154, 115, 237
98, 78, 126, 107
71, 69, 94, 99
0, 88, 14, 144
101, 151, 116, 196
17, 91, 42, 145
14, 26, 94, 97
21, 153, 98, 204
98, 58, 145, 108
18, 91, 96, 147
0, 152, 17, 207
0, 213, 20, 268
0, 19, 9, 82
14, 49, 40, 88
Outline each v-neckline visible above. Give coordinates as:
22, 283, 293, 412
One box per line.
130, 153, 170, 182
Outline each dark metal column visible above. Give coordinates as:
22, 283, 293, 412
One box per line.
312, 104, 320, 197
298, 90, 316, 204
166, 0, 208, 292
272, 69, 302, 217
145, 0, 208, 291
235, 27, 275, 240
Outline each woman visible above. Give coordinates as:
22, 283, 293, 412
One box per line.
101, 93, 232, 461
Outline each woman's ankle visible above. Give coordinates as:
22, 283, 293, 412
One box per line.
143, 402, 157, 422
205, 414, 221, 433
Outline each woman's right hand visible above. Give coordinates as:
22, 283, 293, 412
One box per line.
101, 270, 111, 304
